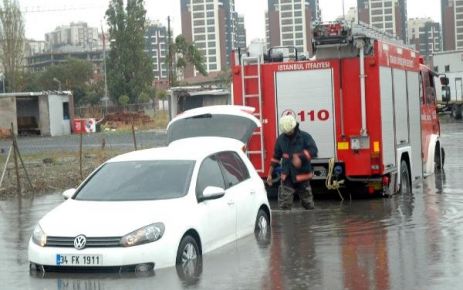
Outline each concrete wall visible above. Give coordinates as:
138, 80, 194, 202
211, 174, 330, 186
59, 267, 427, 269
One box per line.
203, 95, 228, 106
48, 94, 71, 136
434, 51, 463, 73
0, 96, 17, 135
433, 51, 463, 102
38, 95, 50, 136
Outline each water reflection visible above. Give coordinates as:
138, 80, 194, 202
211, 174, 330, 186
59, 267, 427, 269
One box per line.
3, 121, 463, 290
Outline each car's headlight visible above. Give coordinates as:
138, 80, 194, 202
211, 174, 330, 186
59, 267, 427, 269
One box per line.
120, 223, 165, 247
32, 225, 47, 247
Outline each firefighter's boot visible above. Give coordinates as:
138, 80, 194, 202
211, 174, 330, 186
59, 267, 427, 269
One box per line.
300, 184, 315, 210
278, 185, 295, 210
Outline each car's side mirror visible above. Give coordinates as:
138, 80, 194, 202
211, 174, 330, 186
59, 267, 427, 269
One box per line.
62, 188, 76, 200
440, 76, 449, 86
442, 86, 451, 102
201, 186, 225, 201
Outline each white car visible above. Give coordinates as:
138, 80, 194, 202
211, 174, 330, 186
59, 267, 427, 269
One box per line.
28, 105, 271, 273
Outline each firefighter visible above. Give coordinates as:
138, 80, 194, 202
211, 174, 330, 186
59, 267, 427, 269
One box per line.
266, 115, 318, 210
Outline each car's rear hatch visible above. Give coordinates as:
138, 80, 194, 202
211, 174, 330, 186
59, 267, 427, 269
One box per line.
167, 105, 261, 144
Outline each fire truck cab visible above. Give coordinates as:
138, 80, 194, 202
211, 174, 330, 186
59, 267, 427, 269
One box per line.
232, 21, 445, 196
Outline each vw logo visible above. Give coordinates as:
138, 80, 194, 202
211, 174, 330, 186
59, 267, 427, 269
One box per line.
74, 235, 87, 250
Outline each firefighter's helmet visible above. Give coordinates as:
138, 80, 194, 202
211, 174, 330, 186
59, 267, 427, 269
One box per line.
279, 115, 297, 134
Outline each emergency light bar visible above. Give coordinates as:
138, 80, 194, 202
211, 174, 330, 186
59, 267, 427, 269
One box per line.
313, 21, 351, 46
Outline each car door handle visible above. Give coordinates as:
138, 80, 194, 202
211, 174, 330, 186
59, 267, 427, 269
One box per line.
250, 190, 256, 195
227, 201, 235, 206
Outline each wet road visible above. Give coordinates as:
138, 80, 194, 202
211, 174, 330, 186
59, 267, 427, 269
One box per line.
0, 130, 168, 154
1, 119, 463, 290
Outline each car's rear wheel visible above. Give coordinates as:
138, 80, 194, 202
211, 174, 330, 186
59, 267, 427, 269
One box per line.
254, 209, 270, 245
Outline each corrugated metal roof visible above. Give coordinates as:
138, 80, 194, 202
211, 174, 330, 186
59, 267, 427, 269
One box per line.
0, 91, 72, 99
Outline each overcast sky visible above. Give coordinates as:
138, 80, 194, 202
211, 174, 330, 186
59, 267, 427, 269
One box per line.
20, 0, 441, 43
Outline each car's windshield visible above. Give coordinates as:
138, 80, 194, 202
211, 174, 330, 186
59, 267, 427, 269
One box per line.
75, 160, 195, 201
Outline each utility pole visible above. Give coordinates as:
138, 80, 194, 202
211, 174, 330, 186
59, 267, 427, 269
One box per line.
167, 16, 173, 88
101, 24, 109, 114
342, 0, 345, 20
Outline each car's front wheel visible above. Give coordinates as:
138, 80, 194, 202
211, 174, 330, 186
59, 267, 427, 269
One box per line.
176, 235, 200, 264
254, 209, 270, 246
176, 235, 202, 284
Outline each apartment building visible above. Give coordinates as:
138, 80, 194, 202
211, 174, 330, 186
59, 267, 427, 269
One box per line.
442, 0, 463, 51
408, 18, 441, 63
45, 22, 100, 52
266, 0, 319, 56
181, 0, 239, 77
145, 23, 168, 81
357, 0, 407, 42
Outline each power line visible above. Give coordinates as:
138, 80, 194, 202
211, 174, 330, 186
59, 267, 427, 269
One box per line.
21, 5, 106, 14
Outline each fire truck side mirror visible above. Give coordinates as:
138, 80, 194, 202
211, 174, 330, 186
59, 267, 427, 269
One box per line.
440, 76, 449, 86
442, 86, 451, 103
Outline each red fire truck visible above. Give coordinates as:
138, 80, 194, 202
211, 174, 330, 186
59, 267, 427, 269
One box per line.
231, 21, 445, 196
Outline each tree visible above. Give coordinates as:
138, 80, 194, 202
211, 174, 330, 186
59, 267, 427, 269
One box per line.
106, 0, 153, 103
169, 35, 207, 86
118, 94, 129, 106
0, 0, 25, 92
18, 58, 99, 105
39, 58, 93, 91
156, 89, 168, 111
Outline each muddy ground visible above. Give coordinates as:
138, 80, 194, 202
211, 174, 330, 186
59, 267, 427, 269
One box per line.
0, 149, 125, 198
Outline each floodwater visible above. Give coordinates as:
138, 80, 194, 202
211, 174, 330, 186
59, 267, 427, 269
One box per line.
1, 119, 463, 290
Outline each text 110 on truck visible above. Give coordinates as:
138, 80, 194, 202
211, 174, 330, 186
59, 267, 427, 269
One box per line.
231, 21, 446, 196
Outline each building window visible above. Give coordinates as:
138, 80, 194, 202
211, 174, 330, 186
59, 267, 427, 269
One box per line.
445, 65, 450, 72
194, 27, 205, 33
281, 11, 292, 18
282, 33, 293, 40
192, 4, 203, 12
194, 35, 206, 41
193, 12, 204, 18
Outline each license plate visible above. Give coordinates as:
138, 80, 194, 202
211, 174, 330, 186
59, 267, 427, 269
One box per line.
56, 254, 103, 266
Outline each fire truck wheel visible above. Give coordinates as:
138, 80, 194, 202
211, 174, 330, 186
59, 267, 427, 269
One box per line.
435, 146, 445, 170
399, 160, 411, 195
451, 104, 462, 120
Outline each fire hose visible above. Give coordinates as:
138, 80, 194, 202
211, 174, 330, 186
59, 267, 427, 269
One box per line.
325, 158, 345, 201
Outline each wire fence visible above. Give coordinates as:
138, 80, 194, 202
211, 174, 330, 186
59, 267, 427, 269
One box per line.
75, 102, 169, 119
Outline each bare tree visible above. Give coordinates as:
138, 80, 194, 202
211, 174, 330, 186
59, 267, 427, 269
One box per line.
0, 0, 25, 92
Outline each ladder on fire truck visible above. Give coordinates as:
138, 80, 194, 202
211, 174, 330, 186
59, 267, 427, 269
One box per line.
352, 22, 404, 44
241, 55, 265, 173
313, 20, 405, 48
